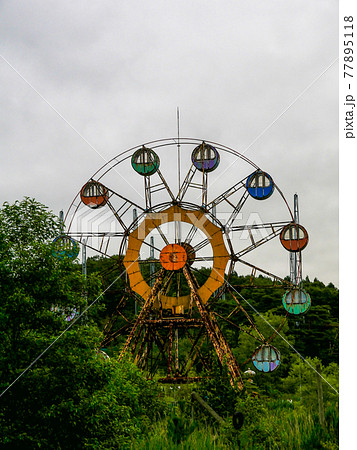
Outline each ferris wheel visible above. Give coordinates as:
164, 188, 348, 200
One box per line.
54, 137, 310, 388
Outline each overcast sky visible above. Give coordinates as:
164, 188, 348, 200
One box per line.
0, 0, 338, 286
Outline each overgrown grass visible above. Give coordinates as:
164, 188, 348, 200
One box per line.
131, 399, 339, 449
131, 417, 227, 449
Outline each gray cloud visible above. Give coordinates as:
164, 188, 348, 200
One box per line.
0, 0, 338, 286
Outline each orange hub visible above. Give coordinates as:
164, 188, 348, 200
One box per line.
160, 244, 187, 271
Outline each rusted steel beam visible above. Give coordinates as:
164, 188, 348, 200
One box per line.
234, 258, 296, 289
208, 311, 243, 386
145, 330, 170, 377
182, 266, 243, 390
229, 291, 266, 341
134, 326, 151, 365
183, 328, 209, 375
183, 266, 224, 360
100, 296, 128, 345
118, 268, 166, 362
175, 328, 179, 373
143, 318, 203, 327
100, 322, 132, 348
213, 311, 264, 344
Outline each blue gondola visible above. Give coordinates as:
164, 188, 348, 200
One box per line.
246, 170, 274, 200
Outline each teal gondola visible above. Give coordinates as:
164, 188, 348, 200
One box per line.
131, 146, 160, 176
282, 289, 311, 315
52, 235, 79, 260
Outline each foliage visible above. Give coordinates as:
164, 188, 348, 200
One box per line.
0, 199, 166, 449
0, 198, 101, 380
0, 198, 339, 449
196, 358, 238, 418
132, 417, 225, 449
229, 397, 338, 449
1, 341, 166, 448
282, 355, 339, 409
288, 279, 339, 366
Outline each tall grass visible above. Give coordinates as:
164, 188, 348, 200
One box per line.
237, 403, 338, 449
131, 401, 338, 449
131, 417, 227, 449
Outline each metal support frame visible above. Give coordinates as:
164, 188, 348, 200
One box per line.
176, 164, 208, 207
145, 169, 175, 209
182, 266, 243, 389
106, 262, 243, 388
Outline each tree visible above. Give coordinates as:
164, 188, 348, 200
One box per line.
0, 198, 166, 448
0, 198, 99, 381
282, 355, 339, 409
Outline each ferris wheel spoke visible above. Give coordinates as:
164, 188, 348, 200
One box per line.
70, 235, 114, 257
176, 164, 197, 202
227, 291, 266, 341
183, 223, 198, 245
213, 311, 265, 344
174, 221, 181, 244
144, 170, 175, 209
234, 234, 278, 259
104, 190, 145, 229
193, 256, 214, 262
106, 200, 129, 231
177, 166, 208, 206
226, 190, 250, 228
266, 313, 290, 344
153, 224, 170, 246
138, 258, 159, 265
141, 238, 162, 254
156, 168, 175, 200
66, 231, 123, 258
189, 266, 216, 296
138, 266, 165, 289
230, 220, 291, 233
161, 270, 176, 295
234, 258, 294, 288
192, 237, 211, 254
232, 222, 290, 259
67, 231, 125, 239
107, 188, 146, 213
207, 176, 247, 209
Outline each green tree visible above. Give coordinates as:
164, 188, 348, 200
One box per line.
0, 198, 100, 381
282, 355, 339, 409
0, 198, 166, 448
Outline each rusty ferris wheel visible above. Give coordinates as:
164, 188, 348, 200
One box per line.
54, 138, 310, 389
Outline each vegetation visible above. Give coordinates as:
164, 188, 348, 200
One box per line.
0, 199, 339, 448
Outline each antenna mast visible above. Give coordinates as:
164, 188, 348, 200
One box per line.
177, 107, 181, 189
290, 193, 301, 285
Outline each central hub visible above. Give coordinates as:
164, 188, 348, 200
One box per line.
160, 243, 187, 271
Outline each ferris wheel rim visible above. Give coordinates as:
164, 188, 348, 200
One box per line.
64, 137, 295, 228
